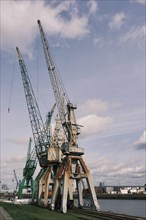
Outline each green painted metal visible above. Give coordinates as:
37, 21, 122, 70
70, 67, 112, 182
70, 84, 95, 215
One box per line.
32, 168, 45, 203
45, 103, 56, 142
18, 138, 37, 199
16, 47, 57, 202
16, 47, 49, 168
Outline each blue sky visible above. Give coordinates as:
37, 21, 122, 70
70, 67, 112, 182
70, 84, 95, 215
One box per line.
1, 0, 145, 189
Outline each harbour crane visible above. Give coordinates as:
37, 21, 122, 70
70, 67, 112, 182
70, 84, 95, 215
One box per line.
16, 47, 49, 168
38, 21, 80, 148
13, 170, 19, 190
16, 47, 61, 206
52, 114, 65, 149
38, 20, 100, 213
45, 103, 56, 142
18, 138, 37, 199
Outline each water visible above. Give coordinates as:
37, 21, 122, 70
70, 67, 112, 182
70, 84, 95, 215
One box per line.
74, 199, 146, 218
98, 199, 146, 218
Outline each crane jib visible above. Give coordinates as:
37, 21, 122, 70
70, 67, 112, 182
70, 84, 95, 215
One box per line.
16, 47, 50, 168
37, 20, 81, 148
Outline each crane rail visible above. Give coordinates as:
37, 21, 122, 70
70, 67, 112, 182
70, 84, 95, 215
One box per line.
69, 207, 145, 220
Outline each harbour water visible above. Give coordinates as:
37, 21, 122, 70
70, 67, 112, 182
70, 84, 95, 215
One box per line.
98, 199, 146, 218
74, 199, 146, 218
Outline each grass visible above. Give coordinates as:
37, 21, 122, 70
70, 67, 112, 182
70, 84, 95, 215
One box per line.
0, 202, 92, 220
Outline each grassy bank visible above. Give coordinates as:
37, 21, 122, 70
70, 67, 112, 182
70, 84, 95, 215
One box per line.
0, 202, 86, 220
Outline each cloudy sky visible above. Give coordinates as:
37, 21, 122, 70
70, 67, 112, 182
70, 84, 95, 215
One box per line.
0, 0, 145, 190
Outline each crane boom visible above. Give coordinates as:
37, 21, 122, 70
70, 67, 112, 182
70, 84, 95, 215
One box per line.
37, 20, 100, 213
23, 138, 37, 178
37, 20, 80, 148
16, 47, 49, 167
37, 20, 67, 123
13, 170, 19, 190
45, 103, 56, 142
26, 136, 32, 162
18, 138, 37, 199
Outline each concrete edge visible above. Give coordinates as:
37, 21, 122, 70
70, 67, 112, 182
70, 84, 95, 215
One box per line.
0, 206, 13, 220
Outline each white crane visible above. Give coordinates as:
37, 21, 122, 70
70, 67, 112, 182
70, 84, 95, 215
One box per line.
38, 20, 100, 213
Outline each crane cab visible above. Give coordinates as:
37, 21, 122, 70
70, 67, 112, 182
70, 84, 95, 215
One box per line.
61, 142, 84, 156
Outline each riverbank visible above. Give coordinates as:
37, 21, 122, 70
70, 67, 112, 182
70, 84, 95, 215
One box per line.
72, 193, 146, 200
0, 201, 145, 220
96, 193, 146, 200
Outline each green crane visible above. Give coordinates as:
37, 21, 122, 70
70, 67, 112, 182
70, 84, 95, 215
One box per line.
16, 47, 61, 206
16, 47, 49, 168
18, 138, 37, 199
45, 103, 56, 142
18, 106, 56, 200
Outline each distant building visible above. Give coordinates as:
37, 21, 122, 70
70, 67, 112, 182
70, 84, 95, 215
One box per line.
95, 184, 146, 195
120, 186, 145, 194
95, 182, 106, 194
106, 186, 114, 194
138, 186, 145, 193
120, 188, 130, 194
2, 184, 9, 190
79, 183, 146, 196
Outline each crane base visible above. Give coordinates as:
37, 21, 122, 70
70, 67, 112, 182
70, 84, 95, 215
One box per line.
50, 155, 100, 213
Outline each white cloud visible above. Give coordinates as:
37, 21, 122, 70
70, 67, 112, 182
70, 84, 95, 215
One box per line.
76, 99, 113, 138
78, 114, 112, 138
120, 24, 146, 43
86, 157, 145, 185
1, 0, 90, 55
78, 99, 109, 116
1, 156, 26, 188
134, 131, 146, 150
59, 16, 89, 39
7, 137, 29, 145
93, 37, 104, 47
2, 156, 26, 165
135, 0, 146, 4
109, 12, 126, 30
87, 0, 98, 16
